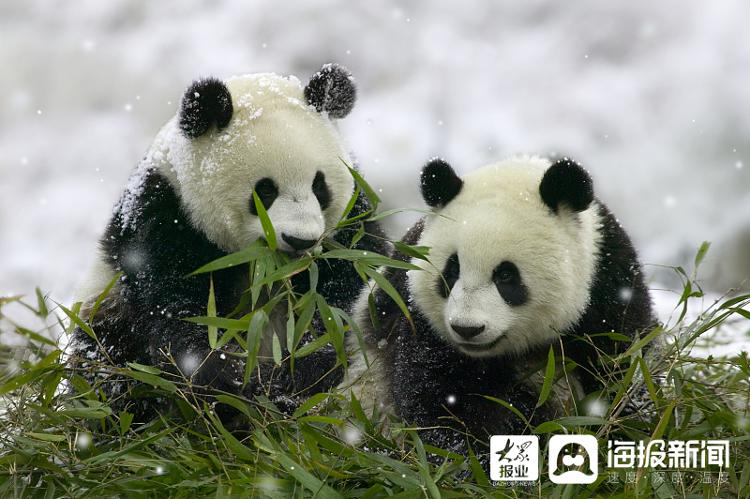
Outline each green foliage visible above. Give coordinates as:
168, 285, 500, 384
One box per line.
1, 190, 749, 497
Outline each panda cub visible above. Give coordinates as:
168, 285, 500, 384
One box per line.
342, 155, 655, 452
70, 64, 385, 418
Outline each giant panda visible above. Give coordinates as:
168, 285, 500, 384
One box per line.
69, 63, 386, 419
341, 155, 655, 455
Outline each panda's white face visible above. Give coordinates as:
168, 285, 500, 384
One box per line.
408, 157, 602, 358
161, 73, 354, 253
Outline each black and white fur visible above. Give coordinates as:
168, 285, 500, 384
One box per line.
341, 155, 655, 454
70, 64, 386, 419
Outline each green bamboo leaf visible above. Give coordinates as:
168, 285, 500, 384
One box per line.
366, 207, 433, 222
207, 276, 217, 349
338, 184, 361, 223
117, 369, 177, 394
292, 392, 331, 418
88, 272, 122, 322
293, 292, 317, 345
26, 432, 67, 443
308, 260, 319, 292
320, 249, 421, 271
253, 190, 277, 250
343, 160, 380, 208
554, 416, 607, 427
59, 402, 112, 419
34, 287, 48, 317
533, 421, 566, 434
57, 302, 96, 341
272, 334, 282, 366
205, 406, 255, 460
393, 241, 431, 261
189, 242, 268, 275
276, 453, 344, 499
650, 400, 676, 440
244, 310, 267, 386
255, 257, 312, 287
214, 394, 255, 419
482, 395, 531, 427
694, 241, 711, 269
286, 305, 296, 358
15, 326, 56, 346
622, 326, 664, 357
184, 316, 250, 331
638, 356, 661, 407
0, 370, 46, 396
119, 412, 134, 435
360, 264, 413, 327
316, 294, 345, 364
295, 333, 332, 358
125, 362, 161, 375
536, 346, 556, 408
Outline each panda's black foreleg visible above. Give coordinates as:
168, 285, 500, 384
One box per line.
246, 330, 343, 414
391, 331, 546, 460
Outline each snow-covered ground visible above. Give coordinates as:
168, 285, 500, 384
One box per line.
1, 1, 749, 332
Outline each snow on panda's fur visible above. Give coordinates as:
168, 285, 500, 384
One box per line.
341, 155, 655, 454
70, 64, 386, 419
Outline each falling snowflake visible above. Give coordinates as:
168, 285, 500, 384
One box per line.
619, 287, 633, 302
180, 353, 200, 375
343, 425, 362, 446
75, 432, 92, 450
585, 399, 607, 417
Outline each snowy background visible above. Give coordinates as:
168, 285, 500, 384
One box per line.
1, 1, 749, 324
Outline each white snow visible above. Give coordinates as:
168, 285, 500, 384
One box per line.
1, 1, 749, 349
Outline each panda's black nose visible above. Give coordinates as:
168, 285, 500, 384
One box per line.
281, 234, 317, 251
451, 324, 485, 339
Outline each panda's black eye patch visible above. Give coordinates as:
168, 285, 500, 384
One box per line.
436, 253, 460, 298
312, 171, 331, 210
249, 177, 278, 215
493, 261, 528, 306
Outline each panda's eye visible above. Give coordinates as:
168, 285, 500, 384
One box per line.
436, 253, 460, 298
312, 171, 331, 210
493, 261, 528, 306
250, 177, 278, 215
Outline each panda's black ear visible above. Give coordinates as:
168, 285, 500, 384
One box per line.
420, 158, 463, 208
304, 63, 356, 119
179, 77, 233, 138
539, 158, 594, 213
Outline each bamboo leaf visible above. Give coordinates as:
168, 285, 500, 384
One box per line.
88, 272, 122, 322
393, 241, 431, 261
189, 242, 268, 275
361, 264, 412, 327
253, 190, 277, 250
276, 453, 344, 499
272, 334, 282, 366
244, 310, 267, 386
34, 287, 49, 317
321, 249, 421, 271
536, 346, 556, 408
292, 392, 331, 419
344, 160, 380, 208
57, 302, 96, 341
694, 241, 711, 269
207, 276, 218, 349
